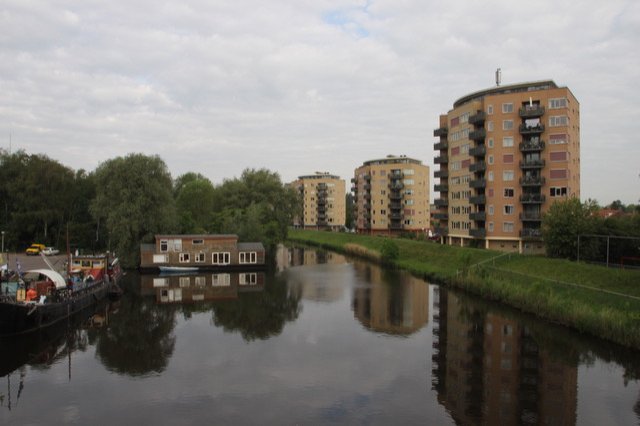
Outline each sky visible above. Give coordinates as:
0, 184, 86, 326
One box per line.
1, 0, 639, 204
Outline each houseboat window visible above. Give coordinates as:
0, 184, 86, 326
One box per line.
239, 252, 257, 264
160, 240, 168, 252
195, 252, 206, 263
153, 278, 168, 287
212, 252, 231, 265
240, 273, 257, 285
171, 239, 183, 252
179, 277, 190, 287
179, 253, 191, 263
212, 274, 231, 287
195, 276, 206, 287
82, 260, 91, 268
153, 254, 168, 263
192, 239, 204, 245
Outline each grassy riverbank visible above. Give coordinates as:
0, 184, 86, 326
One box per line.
287, 229, 640, 349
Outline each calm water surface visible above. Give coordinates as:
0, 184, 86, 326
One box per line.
1, 247, 639, 425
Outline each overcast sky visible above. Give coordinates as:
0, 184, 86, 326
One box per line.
2, 1, 639, 204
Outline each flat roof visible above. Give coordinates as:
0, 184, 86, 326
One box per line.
453, 80, 561, 108
362, 155, 422, 166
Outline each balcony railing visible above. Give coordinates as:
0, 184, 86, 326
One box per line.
469, 211, 486, 221
388, 212, 403, 220
434, 198, 449, 207
470, 195, 486, 205
520, 159, 546, 169
434, 184, 449, 192
520, 212, 542, 221
433, 213, 449, 220
389, 223, 404, 230
434, 226, 448, 236
363, 183, 371, 190
520, 228, 543, 239
434, 169, 449, 178
520, 193, 546, 204
389, 192, 402, 200
519, 176, 545, 186
389, 183, 404, 190
470, 228, 486, 238
469, 178, 486, 189
434, 140, 448, 151
468, 111, 486, 126
435, 155, 449, 164
469, 145, 486, 157
519, 124, 545, 135
389, 202, 402, 210
519, 105, 545, 118
469, 129, 486, 140
433, 127, 448, 137
519, 140, 545, 152
469, 161, 486, 173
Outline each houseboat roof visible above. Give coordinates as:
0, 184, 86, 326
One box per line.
23, 269, 67, 290
238, 242, 265, 251
155, 234, 239, 240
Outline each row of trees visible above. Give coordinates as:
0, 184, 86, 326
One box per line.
0, 150, 300, 267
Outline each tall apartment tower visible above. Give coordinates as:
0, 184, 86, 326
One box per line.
433, 80, 579, 253
352, 155, 430, 235
291, 172, 346, 231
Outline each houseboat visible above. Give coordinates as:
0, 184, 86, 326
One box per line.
0, 253, 121, 336
139, 234, 266, 272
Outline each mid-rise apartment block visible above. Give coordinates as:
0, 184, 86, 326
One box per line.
291, 172, 346, 231
433, 80, 580, 253
352, 155, 430, 235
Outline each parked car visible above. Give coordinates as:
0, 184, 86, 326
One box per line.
42, 247, 60, 256
25, 243, 46, 255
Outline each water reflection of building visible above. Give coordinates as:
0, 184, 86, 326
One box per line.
432, 287, 577, 425
352, 263, 429, 335
275, 245, 348, 271
139, 272, 265, 304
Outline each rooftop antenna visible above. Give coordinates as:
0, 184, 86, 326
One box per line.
495, 68, 501, 87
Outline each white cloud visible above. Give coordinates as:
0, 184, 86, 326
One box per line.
1, 0, 639, 203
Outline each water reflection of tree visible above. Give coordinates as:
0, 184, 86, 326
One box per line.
95, 292, 177, 376
210, 274, 301, 341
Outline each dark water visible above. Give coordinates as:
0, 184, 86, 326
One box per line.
1, 246, 639, 425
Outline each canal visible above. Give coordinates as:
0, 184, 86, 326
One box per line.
1, 246, 639, 425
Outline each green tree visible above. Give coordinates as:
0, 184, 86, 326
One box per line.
90, 154, 177, 267
542, 198, 599, 260
174, 174, 215, 233
380, 239, 399, 264
345, 192, 354, 230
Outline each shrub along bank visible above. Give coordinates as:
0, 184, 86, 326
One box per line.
287, 229, 640, 350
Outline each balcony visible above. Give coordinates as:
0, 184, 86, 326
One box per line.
389, 202, 402, 210
363, 183, 371, 190
434, 198, 449, 207
435, 155, 449, 164
363, 193, 372, 200
519, 140, 545, 152
389, 223, 404, 230
433, 213, 449, 220
434, 169, 449, 178
468, 111, 486, 126
469, 179, 486, 189
470, 195, 486, 205
389, 183, 404, 190
363, 174, 372, 181
519, 105, 545, 118
434, 183, 449, 192
389, 171, 404, 179
469, 211, 486, 221
317, 220, 328, 226
519, 176, 545, 187
433, 127, 448, 137
389, 192, 402, 201
520, 212, 542, 221
388, 212, 403, 220
470, 228, 486, 238
520, 193, 546, 204
434, 140, 449, 151
520, 159, 546, 169
519, 124, 545, 135
469, 129, 486, 141
520, 228, 543, 239
469, 145, 486, 157
434, 226, 448, 236
469, 161, 486, 173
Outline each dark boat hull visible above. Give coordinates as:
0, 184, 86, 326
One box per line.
0, 280, 110, 336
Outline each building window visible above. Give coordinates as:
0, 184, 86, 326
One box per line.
192, 239, 204, 245
240, 273, 257, 285
549, 134, 568, 144
195, 276, 206, 287
503, 171, 514, 182
549, 98, 568, 109
160, 240, 168, 252
488, 205, 494, 215
195, 252, 206, 263
503, 222, 514, 233
488, 222, 494, 232
502, 103, 514, 113
502, 137, 514, 147
550, 169, 568, 179
488, 155, 494, 165
550, 151, 568, 162
504, 188, 515, 198
503, 120, 514, 130
550, 187, 568, 197
488, 171, 494, 181
212, 273, 231, 286
503, 154, 514, 163
240, 252, 257, 264
487, 121, 494, 131
549, 116, 568, 127
504, 205, 515, 215
488, 138, 494, 148
212, 252, 231, 265
179, 253, 190, 263
179, 276, 190, 287
487, 105, 493, 115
